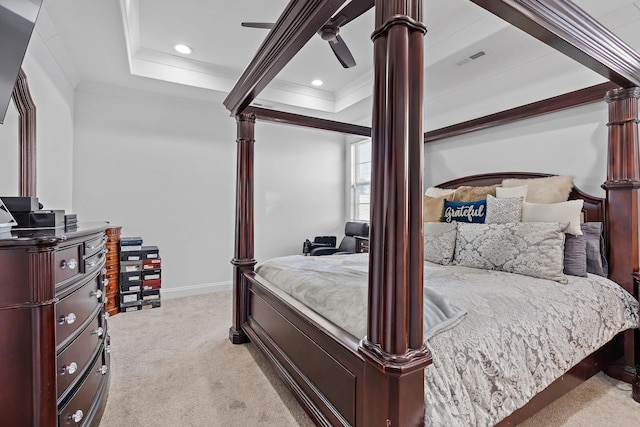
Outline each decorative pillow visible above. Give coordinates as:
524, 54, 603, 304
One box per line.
454, 222, 569, 283
485, 194, 523, 224
443, 199, 486, 223
424, 222, 457, 265
582, 222, 609, 277
496, 185, 528, 199
451, 185, 499, 202
423, 195, 447, 222
502, 176, 573, 203
563, 234, 588, 277
521, 199, 584, 235
425, 187, 456, 198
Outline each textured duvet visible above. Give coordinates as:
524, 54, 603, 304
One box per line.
256, 254, 639, 427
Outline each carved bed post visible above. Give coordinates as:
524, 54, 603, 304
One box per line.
359, 1, 431, 425
11, 68, 37, 196
229, 113, 256, 344
602, 87, 640, 397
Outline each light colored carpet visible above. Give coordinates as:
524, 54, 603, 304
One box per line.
99, 291, 639, 427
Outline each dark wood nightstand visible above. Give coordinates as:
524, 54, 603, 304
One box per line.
355, 236, 369, 253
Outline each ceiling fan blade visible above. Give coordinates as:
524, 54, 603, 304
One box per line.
329, 0, 374, 27
241, 22, 275, 29
328, 34, 356, 68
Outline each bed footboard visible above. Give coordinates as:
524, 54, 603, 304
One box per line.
242, 271, 366, 426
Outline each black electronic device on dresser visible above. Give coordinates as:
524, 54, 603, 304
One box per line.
0, 222, 111, 426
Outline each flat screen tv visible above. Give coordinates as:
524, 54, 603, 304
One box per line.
0, 0, 43, 124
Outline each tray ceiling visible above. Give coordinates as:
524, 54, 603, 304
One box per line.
40, 0, 640, 124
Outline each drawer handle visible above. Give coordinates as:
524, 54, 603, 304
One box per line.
91, 289, 103, 300
60, 258, 78, 270
92, 327, 104, 337
102, 267, 107, 275
106, 345, 111, 354
58, 313, 76, 325
103, 278, 109, 287
98, 364, 108, 375
60, 362, 78, 376
103, 312, 110, 320
69, 409, 83, 423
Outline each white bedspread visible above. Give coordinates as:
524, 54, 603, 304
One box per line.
256, 254, 639, 427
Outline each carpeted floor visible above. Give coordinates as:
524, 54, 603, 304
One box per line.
99, 291, 639, 427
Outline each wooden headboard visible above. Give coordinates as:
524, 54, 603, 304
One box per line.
437, 172, 606, 224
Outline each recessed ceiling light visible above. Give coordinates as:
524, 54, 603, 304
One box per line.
174, 44, 192, 54
311, 79, 324, 86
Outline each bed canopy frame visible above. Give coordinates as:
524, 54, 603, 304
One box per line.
224, 1, 640, 425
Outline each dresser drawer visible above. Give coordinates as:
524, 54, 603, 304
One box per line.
55, 245, 82, 285
84, 248, 106, 275
57, 314, 104, 400
84, 234, 107, 258
58, 350, 108, 426
56, 275, 103, 350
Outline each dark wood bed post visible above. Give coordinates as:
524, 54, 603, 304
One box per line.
602, 87, 640, 398
12, 68, 37, 196
229, 113, 256, 344
359, 1, 431, 425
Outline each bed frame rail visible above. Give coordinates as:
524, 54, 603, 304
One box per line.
242, 271, 365, 426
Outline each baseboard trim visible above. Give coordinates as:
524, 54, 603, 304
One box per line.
161, 281, 232, 299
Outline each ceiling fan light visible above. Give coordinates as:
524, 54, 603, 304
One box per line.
174, 44, 192, 54
311, 79, 324, 86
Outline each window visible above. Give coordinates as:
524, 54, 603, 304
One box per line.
351, 139, 371, 221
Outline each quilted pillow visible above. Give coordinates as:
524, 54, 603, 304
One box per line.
501, 175, 573, 203
443, 199, 486, 223
451, 185, 499, 202
454, 221, 569, 283
485, 194, 523, 224
424, 222, 457, 265
521, 199, 584, 235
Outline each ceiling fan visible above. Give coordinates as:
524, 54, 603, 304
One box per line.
241, 0, 374, 68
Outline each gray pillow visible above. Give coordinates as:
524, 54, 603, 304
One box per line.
424, 222, 457, 265
563, 234, 587, 277
485, 194, 523, 224
454, 221, 569, 283
581, 222, 608, 277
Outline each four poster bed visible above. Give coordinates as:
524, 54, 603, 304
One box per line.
223, 1, 640, 426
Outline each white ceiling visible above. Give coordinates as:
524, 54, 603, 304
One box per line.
38, 0, 640, 125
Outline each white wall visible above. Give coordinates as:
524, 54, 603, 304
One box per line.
72, 82, 345, 298
0, 30, 75, 209
425, 96, 609, 197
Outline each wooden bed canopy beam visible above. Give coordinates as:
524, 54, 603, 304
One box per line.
471, 0, 640, 88
245, 81, 621, 144
223, 0, 371, 117
424, 81, 620, 143
243, 106, 371, 137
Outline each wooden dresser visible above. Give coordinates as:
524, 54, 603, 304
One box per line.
0, 222, 110, 426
